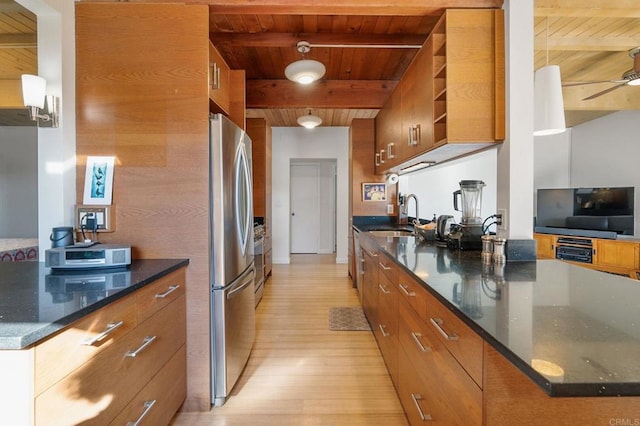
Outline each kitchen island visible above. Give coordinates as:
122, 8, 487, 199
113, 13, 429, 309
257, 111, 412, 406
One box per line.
0, 258, 188, 425
358, 228, 640, 424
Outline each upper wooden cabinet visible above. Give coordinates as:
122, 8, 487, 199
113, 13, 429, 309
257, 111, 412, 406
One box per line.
209, 42, 231, 115
375, 9, 505, 174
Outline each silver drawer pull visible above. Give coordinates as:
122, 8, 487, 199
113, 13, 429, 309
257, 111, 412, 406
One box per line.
429, 317, 458, 341
378, 324, 390, 337
378, 284, 391, 294
411, 393, 432, 421
125, 335, 157, 358
82, 320, 124, 346
126, 399, 156, 426
379, 262, 392, 271
155, 284, 180, 299
399, 283, 415, 297
411, 332, 431, 352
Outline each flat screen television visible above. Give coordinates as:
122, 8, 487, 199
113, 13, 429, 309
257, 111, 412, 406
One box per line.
536, 187, 634, 236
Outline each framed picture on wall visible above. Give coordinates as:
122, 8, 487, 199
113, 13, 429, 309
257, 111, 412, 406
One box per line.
362, 183, 387, 202
83, 156, 115, 205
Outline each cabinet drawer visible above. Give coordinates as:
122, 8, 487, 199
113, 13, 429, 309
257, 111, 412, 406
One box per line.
136, 268, 186, 324
378, 252, 398, 284
35, 295, 137, 395
377, 272, 399, 338
399, 298, 482, 425
398, 345, 436, 426
375, 272, 399, 384
397, 268, 427, 322
425, 291, 483, 387
35, 296, 186, 426
110, 345, 186, 426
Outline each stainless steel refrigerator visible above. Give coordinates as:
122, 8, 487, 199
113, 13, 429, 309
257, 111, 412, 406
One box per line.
209, 113, 256, 406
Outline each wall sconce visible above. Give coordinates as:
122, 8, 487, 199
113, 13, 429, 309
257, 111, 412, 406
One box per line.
21, 74, 59, 128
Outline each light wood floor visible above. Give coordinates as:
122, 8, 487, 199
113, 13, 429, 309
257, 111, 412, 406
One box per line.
170, 257, 407, 425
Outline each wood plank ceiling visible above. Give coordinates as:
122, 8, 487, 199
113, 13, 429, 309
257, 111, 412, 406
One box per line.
0, 0, 638, 127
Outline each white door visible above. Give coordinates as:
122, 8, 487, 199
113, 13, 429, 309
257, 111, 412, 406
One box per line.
290, 163, 319, 253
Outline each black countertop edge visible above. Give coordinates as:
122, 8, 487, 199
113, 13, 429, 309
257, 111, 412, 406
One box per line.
11, 258, 189, 350
355, 227, 640, 398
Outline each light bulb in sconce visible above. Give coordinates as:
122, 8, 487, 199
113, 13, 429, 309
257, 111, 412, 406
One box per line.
21, 74, 60, 128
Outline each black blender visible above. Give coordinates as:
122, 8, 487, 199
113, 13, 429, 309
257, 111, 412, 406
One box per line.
448, 180, 486, 250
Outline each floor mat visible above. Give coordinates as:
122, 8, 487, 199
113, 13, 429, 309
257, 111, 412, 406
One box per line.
328, 307, 371, 331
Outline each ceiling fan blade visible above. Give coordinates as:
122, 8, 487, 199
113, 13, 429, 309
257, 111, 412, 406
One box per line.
563, 80, 626, 87
583, 82, 628, 100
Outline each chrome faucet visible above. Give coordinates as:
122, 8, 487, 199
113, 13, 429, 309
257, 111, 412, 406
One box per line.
398, 193, 419, 226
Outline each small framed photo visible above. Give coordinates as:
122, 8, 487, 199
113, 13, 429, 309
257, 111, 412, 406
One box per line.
83, 156, 115, 205
362, 183, 387, 202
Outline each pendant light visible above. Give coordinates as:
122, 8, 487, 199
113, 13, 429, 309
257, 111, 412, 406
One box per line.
297, 109, 322, 129
534, 18, 566, 136
285, 41, 326, 85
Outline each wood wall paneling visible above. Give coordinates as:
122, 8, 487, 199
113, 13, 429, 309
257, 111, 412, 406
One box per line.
75, 2, 211, 412
349, 119, 397, 217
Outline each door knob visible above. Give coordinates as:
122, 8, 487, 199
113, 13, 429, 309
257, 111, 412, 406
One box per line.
291, 212, 295, 216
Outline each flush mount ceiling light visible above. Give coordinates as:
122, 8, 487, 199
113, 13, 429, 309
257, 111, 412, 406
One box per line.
297, 110, 322, 129
285, 41, 326, 85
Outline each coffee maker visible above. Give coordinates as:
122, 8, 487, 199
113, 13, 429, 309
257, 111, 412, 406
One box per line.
448, 180, 485, 250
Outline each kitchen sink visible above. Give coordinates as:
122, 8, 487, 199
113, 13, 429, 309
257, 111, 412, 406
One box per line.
366, 229, 414, 237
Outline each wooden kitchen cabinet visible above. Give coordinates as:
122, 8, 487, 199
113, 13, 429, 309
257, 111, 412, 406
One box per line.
209, 42, 231, 115
432, 9, 505, 145
375, 88, 402, 174
361, 235, 380, 329
1, 267, 187, 426
594, 238, 640, 275
374, 253, 400, 387
534, 232, 640, 276
399, 297, 482, 425
534, 233, 556, 259
400, 35, 434, 163
248, 117, 273, 278
375, 9, 504, 173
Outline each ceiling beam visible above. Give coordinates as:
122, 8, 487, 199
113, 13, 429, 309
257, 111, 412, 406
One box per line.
534, 36, 640, 52
200, 0, 502, 16
0, 80, 23, 108
246, 79, 397, 108
0, 34, 36, 49
535, 0, 640, 18
563, 84, 640, 110
210, 32, 428, 48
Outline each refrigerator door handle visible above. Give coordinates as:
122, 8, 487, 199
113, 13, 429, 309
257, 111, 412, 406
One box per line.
234, 138, 252, 257
227, 266, 256, 299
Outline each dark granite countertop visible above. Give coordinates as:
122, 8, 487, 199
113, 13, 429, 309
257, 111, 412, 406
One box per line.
356, 227, 640, 397
0, 258, 189, 350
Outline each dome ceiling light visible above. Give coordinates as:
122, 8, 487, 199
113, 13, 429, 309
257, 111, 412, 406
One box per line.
297, 109, 322, 129
285, 41, 326, 85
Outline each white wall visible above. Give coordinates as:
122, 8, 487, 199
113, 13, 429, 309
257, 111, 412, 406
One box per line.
272, 127, 349, 264
18, 0, 76, 256
570, 110, 640, 236
401, 148, 498, 230
534, 130, 572, 190
0, 127, 38, 237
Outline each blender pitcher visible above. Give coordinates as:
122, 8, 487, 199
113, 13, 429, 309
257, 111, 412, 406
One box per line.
453, 180, 485, 225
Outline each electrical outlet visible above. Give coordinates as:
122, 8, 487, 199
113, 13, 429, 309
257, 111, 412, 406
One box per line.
75, 205, 114, 232
497, 208, 507, 231
387, 204, 394, 214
